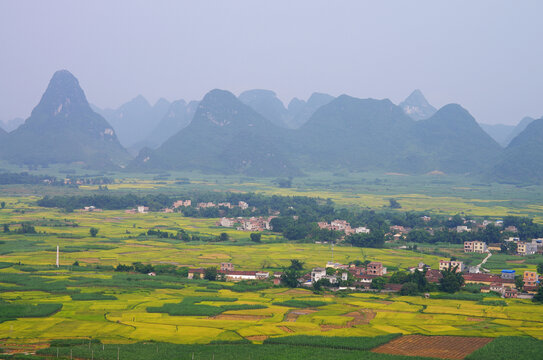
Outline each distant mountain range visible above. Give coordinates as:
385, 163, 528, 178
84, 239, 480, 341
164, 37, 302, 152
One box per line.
488, 118, 543, 183
2, 70, 542, 183
92, 95, 170, 149
0, 70, 129, 169
399, 89, 437, 121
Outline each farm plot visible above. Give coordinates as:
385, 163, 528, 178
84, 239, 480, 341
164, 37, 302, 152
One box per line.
372, 335, 493, 359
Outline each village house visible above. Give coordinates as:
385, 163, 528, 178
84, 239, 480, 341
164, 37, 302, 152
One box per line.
137, 206, 149, 214
463, 273, 515, 289
220, 262, 234, 271
504, 225, 518, 233
425, 269, 443, 283
173, 200, 191, 208
517, 242, 538, 256
504, 288, 518, 298
318, 220, 370, 235
464, 241, 488, 253
488, 243, 502, 252
532, 238, 543, 252
187, 268, 206, 279
311, 267, 327, 283
390, 225, 410, 234
501, 270, 516, 280
273, 272, 282, 285
219, 217, 236, 227
456, 225, 470, 233
219, 216, 275, 232
238, 201, 249, 210
439, 260, 465, 273
326, 262, 349, 270
197, 202, 216, 209
421, 216, 431, 222
366, 262, 387, 276
523, 271, 539, 291
224, 270, 269, 282
408, 262, 430, 273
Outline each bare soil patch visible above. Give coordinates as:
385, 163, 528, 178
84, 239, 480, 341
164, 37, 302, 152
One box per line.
285, 309, 317, 322
372, 335, 493, 359
278, 326, 294, 333
246, 335, 268, 341
320, 309, 375, 331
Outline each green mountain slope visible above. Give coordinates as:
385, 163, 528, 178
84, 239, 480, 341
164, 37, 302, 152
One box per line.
239, 89, 288, 128
0, 70, 130, 168
142, 100, 199, 149
504, 116, 536, 146
95, 96, 170, 148
399, 89, 437, 120
487, 118, 543, 183
479, 123, 514, 147
294, 95, 419, 172
412, 104, 502, 174
286, 93, 335, 129
130, 89, 301, 177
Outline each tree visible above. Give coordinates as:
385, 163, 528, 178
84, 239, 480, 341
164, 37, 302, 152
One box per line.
400, 282, 419, 296
537, 263, 543, 275
133, 262, 154, 274
288, 259, 304, 271
72, 261, 79, 267
280, 259, 305, 288
371, 277, 386, 290
515, 275, 524, 291
388, 198, 401, 209
439, 266, 464, 293
0, 201, 5, 209
204, 267, 218, 281
250, 233, 262, 243
533, 286, 543, 303
89, 227, 99, 237
219, 232, 229, 242
3, 224, 8, 233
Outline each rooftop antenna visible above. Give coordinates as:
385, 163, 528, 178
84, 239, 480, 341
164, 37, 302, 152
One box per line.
56, 245, 59, 268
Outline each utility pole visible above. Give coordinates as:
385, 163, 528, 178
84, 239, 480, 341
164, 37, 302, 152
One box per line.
56, 245, 60, 268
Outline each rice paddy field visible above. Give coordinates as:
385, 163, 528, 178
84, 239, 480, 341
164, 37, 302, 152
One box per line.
2, 173, 543, 358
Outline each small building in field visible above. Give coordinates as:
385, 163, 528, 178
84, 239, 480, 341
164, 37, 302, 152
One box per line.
504, 288, 518, 298
464, 241, 487, 253
137, 206, 149, 214
517, 242, 538, 256
439, 260, 465, 273
311, 267, 327, 283
220, 262, 234, 271
366, 262, 387, 276
188, 268, 205, 279
523, 271, 539, 289
501, 270, 515, 280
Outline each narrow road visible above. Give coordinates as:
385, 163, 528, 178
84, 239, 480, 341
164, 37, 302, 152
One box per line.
475, 251, 492, 273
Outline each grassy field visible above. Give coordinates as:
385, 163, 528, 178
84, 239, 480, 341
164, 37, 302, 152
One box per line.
1, 172, 543, 357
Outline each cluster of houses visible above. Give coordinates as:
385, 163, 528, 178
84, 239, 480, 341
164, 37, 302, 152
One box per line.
79, 206, 102, 212
125, 205, 149, 214
463, 239, 543, 256
317, 220, 370, 235
219, 216, 277, 232
162, 199, 251, 213
305, 261, 388, 289
188, 262, 271, 282
185, 257, 540, 298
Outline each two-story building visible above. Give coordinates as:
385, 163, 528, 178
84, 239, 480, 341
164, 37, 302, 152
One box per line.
518, 242, 538, 256
464, 241, 487, 253
439, 260, 465, 273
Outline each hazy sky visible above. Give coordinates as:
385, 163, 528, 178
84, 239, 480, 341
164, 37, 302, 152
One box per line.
0, 0, 542, 125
